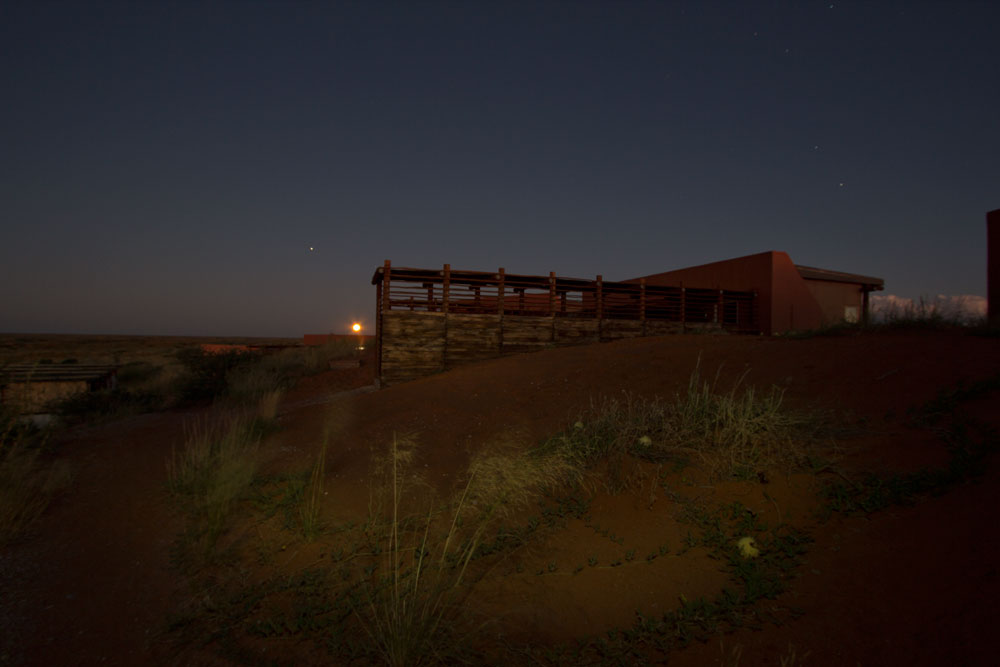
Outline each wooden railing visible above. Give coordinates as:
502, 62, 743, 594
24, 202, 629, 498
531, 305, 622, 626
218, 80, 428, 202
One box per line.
372, 261, 760, 385
373, 261, 758, 330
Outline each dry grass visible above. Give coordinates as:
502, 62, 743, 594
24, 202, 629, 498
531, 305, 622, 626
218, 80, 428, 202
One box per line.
356, 435, 580, 666
166, 412, 264, 560
547, 362, 824, 484
299, 434, 328, 541
0, 414, 72, 544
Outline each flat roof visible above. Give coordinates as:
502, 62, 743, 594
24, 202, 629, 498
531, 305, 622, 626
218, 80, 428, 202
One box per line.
795, 265, 884, 289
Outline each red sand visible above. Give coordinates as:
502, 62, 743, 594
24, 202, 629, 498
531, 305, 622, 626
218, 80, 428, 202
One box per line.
3, 329, 999, 665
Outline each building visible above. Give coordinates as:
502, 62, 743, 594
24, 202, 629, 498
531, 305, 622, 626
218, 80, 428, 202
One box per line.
628, 251, 883, 335
371, 253, 883, 386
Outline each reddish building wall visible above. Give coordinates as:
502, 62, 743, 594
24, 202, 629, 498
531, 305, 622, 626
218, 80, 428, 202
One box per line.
629, 251, 772, 328
990, 209, 1000, 329
804, 280, 864, 324
630, 251, 828, 334
769, 252, 826, 333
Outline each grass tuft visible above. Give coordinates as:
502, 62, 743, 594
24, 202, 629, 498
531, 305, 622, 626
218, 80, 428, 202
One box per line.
300, 434, 328, 541
545, 362, 822, 484
355, 435, 580, 666
0, 411, 72, 544
167, 412, 264, 560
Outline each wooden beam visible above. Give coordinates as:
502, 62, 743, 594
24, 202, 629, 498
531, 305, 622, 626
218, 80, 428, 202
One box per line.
498, 267, 505, 354
549, 271, 556, 315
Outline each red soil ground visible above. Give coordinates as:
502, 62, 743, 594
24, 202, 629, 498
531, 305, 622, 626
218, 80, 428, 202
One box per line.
2, 330, 999, 665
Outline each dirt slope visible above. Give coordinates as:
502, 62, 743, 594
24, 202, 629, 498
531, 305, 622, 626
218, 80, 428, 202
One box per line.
3, 330, 999, 665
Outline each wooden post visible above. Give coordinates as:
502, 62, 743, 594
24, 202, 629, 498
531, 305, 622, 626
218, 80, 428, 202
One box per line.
596, 275, 603, 340
378, 260, 390, 387
497, 268, 505, 355
717, 288, 724, 325
382, 260, 391, 314
989, 209, 1000, 329
442, 264, 450, 314
375, 279, 383, 385
596, 275, 603, 319
442, 264, 450, 370
498, 268, 505, 314
549, 272, 556, 315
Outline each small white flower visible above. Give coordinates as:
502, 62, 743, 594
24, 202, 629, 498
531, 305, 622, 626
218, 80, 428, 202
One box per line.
638, 435, 652, 447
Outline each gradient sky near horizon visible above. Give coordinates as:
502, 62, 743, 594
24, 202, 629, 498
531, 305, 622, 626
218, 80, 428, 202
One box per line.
2, 1, 998, 337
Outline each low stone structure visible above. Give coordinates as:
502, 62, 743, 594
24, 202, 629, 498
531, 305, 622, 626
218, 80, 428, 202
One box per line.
0, 364, 118, 414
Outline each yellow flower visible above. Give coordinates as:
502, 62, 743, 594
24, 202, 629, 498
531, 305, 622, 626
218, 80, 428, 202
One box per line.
737, 536, 759, 559
574, 421, 585, 430
638, 435, 652, 447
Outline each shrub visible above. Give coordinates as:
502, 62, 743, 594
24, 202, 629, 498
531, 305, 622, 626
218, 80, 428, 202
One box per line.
173, 348, 260, 405
0, 410, 71, 544
174, 342, 360, 409
167, 412, 264, 560
355, 436, 579, 665
53, 388, 164, 422
545, 363, 822, 483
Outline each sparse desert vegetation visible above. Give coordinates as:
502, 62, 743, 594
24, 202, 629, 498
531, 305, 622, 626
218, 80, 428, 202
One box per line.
2, 327, 1000, 666
152, 363, 833, 664
0, 409, 71, 545
0, 335, 362, 546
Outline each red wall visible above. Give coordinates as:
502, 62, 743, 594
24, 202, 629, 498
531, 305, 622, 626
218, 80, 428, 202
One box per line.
989, 209, 999, 329
769, 252, 824, 333
629, 251, 826, 334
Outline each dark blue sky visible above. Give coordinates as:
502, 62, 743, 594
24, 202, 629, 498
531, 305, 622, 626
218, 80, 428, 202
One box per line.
2, 1, 998, 336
